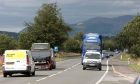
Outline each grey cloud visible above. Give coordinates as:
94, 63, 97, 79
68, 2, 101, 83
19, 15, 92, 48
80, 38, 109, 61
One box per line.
0, 0, 140, 32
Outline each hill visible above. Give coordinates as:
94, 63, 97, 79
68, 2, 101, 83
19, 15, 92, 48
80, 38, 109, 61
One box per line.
70, 15, 134, 36
0, 31, 19, 39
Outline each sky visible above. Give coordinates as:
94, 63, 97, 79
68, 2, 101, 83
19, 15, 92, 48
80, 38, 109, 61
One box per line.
0, 0, 140, 32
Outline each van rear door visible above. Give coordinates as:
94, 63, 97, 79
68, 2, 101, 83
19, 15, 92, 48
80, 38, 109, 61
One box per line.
4, 50, 27, 71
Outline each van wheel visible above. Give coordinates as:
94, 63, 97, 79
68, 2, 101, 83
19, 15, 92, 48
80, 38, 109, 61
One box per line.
32, 71, 35, 76
26, 72, 31, 77
9, 74, 12, 77
3, 73, 7, 77
98, 66, 102, 71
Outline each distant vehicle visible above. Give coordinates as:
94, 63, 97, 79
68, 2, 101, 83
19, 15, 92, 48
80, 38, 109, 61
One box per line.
31, 43, 56, 70
102, 52, 108, 59
81, 33, 102, 64
2, 50, 35, 77
82, 51, 102, 70
134, 75, 140, 84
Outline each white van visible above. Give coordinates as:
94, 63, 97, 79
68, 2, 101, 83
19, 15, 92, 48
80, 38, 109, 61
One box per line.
83, 51, 102, 70
2, 50, 35, 77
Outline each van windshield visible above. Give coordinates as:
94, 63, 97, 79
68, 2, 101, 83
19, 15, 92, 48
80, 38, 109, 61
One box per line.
85, 53, 100, 59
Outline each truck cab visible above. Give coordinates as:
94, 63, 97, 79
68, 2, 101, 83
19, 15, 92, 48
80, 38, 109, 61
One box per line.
83, 51, 102, 70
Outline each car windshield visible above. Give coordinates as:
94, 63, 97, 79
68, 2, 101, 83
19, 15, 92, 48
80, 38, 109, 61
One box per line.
85, 53, 100, 59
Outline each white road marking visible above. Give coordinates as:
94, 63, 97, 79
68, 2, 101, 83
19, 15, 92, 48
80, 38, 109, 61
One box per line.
95, 60, 109, 84
112, 65, 135, 82
36, 62, 80, 82
48, 74, 57, 77
27, 83, 31, 84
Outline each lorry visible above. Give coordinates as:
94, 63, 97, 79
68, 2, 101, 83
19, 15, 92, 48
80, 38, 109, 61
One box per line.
81, 33, 102, 64
82, 51, 102, 70
31, 43, 56, 70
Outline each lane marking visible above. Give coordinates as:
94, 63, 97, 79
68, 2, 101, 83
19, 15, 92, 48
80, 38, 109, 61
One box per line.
112, 65, 135, 82
36, 62, 80, 82
95, 60, 109, 84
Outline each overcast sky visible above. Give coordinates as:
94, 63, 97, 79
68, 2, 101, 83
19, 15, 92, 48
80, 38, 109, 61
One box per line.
0, 0, 140, 32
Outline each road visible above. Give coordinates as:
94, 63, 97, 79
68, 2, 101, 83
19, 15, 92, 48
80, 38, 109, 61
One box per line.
0, 55, 135, 84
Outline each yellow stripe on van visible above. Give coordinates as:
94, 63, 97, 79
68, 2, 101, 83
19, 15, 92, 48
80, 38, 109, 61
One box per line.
5, 51, 26, 59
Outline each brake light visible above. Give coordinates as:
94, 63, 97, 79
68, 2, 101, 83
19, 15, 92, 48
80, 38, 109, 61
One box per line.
26, 55, 29, 65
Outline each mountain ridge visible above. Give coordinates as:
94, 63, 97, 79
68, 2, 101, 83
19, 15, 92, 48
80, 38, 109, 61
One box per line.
70, 15, 134, 36
0, 15, 135, 38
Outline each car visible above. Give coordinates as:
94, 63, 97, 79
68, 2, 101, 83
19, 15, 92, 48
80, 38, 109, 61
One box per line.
2, 50, 35, 77
134, 75, 140, 84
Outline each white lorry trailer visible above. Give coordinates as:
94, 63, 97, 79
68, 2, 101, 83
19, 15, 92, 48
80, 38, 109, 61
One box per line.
82, 51, 102, 70
31, 43, 56, 70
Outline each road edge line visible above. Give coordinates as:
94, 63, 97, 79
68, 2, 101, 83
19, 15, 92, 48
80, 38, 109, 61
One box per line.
112, 65, 134, 82
95, 59, 109, 84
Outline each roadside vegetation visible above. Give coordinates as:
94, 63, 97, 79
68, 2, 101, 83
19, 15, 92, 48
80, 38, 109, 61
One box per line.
117, 15, 140, 72
120, 52, 140, 73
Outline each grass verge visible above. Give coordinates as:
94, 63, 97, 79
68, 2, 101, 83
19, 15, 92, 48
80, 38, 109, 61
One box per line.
120, 52, 140, 73
0, 65, 2, 74
129, 64, 140, 73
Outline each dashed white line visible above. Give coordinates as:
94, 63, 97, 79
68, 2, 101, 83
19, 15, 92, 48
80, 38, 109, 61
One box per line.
95, 60, 109, 84
48, 74, 57, 77
36, 62, 80, 82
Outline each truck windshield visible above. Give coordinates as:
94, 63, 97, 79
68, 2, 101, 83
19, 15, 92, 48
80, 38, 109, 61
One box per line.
84, 42, 100, 50
85, 53, 100, 59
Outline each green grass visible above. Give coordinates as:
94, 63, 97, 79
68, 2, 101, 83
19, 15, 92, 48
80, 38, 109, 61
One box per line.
130, 64, 140, 73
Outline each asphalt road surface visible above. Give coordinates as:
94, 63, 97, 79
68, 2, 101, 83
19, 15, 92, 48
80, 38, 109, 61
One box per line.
0, 55, 134, 84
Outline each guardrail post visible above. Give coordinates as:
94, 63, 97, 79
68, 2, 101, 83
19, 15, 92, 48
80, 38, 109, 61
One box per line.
128, 58, 130, 64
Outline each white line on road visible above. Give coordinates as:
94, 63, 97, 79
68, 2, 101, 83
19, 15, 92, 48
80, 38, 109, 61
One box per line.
36, 62, 80, 82
95, 60, 109, 84
112, 65, 134, 82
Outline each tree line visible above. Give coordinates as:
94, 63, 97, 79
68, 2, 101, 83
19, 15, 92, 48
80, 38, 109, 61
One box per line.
0, 3, 81, 54
0, 3, 140, 57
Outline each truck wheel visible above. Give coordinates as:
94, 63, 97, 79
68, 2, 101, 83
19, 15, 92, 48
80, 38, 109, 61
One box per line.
49, 66, 52, 70
52, 65, 56, 69
3, 73, 7, 77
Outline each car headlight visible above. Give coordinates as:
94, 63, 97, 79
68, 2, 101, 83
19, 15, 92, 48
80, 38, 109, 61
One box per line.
83, 60, 87, 63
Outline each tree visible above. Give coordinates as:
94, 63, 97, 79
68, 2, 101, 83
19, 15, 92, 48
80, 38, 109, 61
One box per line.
74, 31, 83, 41
63, 38, 81, 53
19, 3, 71, 49
116, 15, 140, 56
0, 34, 17, 54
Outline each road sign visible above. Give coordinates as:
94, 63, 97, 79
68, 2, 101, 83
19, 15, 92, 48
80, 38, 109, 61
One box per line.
54, 46, 58, 52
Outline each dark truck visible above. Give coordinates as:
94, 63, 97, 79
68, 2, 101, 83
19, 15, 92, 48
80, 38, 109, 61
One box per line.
31, 43, 56, 70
